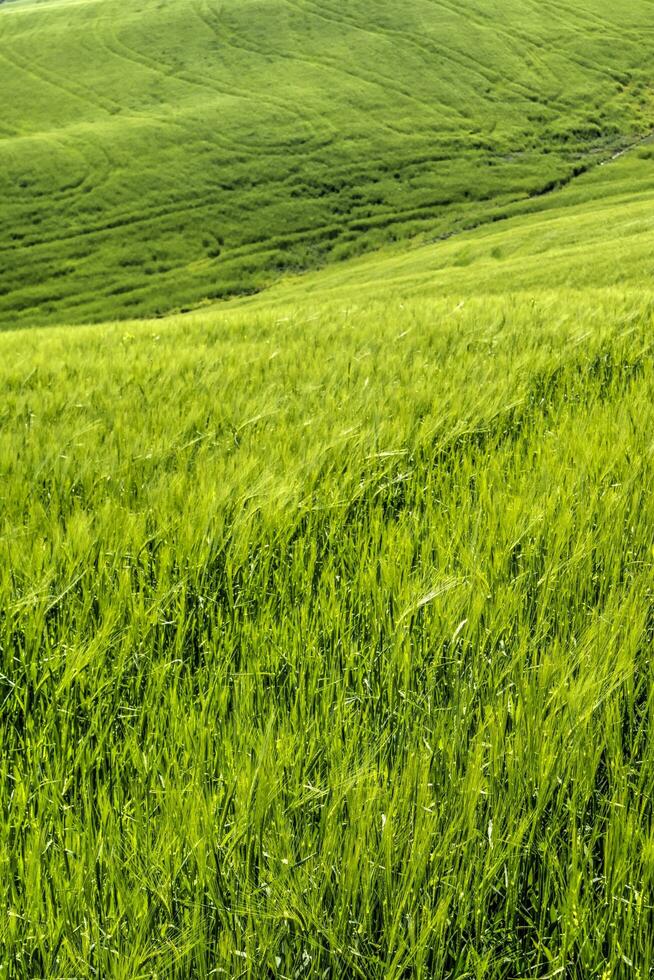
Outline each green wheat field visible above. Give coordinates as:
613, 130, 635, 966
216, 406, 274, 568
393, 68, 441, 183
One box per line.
2, 0, 654, 976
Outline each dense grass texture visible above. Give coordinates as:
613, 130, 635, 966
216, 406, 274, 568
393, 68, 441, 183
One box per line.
4, 0, 654, 975
2, 0, 654, 326
3, 284, 654, 976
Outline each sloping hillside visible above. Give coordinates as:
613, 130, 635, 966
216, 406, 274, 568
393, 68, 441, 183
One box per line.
4, 3, 654, 976
222, 146, 654, 310
3, 161, 654, 972
1, 0, 654, 327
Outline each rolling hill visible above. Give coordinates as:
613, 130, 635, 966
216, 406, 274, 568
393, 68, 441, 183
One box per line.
1, 0, 654, 327
3, 0, 654, 977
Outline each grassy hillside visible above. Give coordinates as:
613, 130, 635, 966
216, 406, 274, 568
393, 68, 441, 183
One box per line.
4, 0, 654, 976
3, 287, 654, 977
3, 158, 654, 973
2, 0, 654, 327
222, 147, 654, 312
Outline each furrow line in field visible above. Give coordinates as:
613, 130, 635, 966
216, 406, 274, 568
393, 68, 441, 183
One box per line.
0, 35, 121, 117
211, 0, 457, 136
297, 0, 539, 108
193, 0, 331, 143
